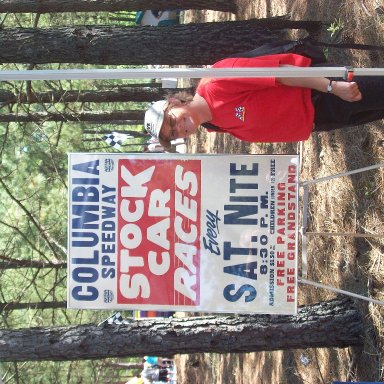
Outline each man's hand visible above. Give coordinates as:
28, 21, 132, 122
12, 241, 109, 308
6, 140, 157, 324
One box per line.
278, 73, 363, 103
332, 81, 362, 102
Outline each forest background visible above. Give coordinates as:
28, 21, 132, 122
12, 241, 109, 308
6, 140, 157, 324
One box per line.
0, 0, 384, 383
0, 3, 173, 383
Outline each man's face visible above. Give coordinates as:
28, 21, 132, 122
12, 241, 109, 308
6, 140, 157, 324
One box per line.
159, 103, 199, 143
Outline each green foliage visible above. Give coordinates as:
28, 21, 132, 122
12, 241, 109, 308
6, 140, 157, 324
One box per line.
327, 18, 344, 38
0, 10, 137, 28
1, 356, 142, 384
0, 7, 159, 383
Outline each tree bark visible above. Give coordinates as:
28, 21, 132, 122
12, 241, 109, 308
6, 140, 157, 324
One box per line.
0, 19, 322, 65
83, 128, 143, 133
0, 258, 66, 269
0, 301, 67, 311
0, 0, 237, 14
0, 298, 363, 362
0, 110, 145, 123
0, 87, 193, 105
82, 129, 147, 138
83, 121, 142, 127
104, 362, 144, 370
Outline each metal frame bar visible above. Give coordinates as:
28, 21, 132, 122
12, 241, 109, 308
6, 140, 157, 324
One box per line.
300, 163, 384, 306
1, 66, 384, 81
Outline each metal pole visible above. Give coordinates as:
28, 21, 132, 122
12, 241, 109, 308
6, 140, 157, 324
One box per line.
1, 66, 384, 82
300, 162, 384, 187
304, 231, 384, 238
299, 278, 384, 306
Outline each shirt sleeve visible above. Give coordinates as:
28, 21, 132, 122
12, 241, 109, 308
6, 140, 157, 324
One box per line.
200, 53, 312, 92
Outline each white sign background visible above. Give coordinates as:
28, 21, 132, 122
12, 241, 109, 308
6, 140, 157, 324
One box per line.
68, 153, 299, 314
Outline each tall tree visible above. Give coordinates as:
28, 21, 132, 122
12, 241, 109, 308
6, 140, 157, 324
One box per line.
0, 0, 237, 14
0, 87, 192, 105
83, 127, 142, 133
0, 110, 145, 123
82, 129, 147, 138
0, 19, 322, 65
0, 255, 66, 269
0, 301, 67, 311
0, 298, 363, 362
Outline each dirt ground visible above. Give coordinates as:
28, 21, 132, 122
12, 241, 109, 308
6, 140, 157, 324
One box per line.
174, 1, 384, 383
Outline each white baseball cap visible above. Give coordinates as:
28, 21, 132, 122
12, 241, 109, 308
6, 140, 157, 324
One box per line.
144, 100, 171, 148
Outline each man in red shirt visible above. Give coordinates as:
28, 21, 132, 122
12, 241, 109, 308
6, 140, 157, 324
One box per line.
144, 53, 382, 148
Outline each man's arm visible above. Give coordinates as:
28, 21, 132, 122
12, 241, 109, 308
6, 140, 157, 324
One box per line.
277, 76, 362, 102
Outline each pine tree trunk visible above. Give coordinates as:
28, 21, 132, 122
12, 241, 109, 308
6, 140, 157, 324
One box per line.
83, 128, 143, 134
0, 301, 67, 311
104, 362, 144, 370
0, 110, 145, 123
0, 87, 192, 105
0, 19, 323, 65
0, 259, 66, 269
0, 298, 363, 362
83, 121, 142, 127
0, 0, 237, 14
83, 129, 147, 137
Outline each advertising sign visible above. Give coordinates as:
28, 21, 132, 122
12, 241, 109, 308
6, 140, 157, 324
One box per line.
68, 153, 299, 314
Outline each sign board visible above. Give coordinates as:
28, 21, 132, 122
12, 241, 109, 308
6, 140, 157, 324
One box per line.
68, 153, 299, 314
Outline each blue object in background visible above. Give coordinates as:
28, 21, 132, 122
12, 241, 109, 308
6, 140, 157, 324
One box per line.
135, 10, 180, 26
145, 356, 158, 365
333, 382, 382, 383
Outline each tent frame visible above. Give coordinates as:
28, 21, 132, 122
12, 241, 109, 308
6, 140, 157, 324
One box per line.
0, 65, 384, 82
2, 65, 383, 307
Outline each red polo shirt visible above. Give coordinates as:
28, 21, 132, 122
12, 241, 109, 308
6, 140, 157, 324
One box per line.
196, 54, 314, 142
